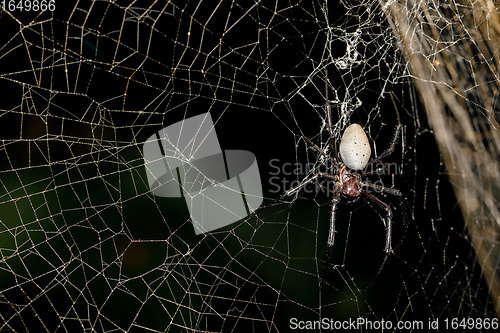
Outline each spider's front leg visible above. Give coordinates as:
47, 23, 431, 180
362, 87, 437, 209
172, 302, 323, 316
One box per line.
327, 184, 341, 247
361, 191, 394, 253
284, 172, 336, 197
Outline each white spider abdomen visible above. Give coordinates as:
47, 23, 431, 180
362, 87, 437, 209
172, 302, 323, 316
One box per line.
339, 123, 371, 170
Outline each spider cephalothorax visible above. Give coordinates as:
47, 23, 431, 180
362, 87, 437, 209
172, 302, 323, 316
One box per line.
339, 166, 362, 198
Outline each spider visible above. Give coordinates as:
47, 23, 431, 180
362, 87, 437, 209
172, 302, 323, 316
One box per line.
283, 84, 402, 254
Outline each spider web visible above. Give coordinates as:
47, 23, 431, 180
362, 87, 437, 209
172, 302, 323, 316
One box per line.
0, 0, 499, 332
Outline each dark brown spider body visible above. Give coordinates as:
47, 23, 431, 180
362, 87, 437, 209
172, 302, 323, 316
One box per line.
339, 166, 361, 198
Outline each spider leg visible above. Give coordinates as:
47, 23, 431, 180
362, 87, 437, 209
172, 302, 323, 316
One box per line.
327, 184, 341, 247
368, 92, 403, 166
362, 162, 399, 176
321, 183, 341, 287
367, 124, 401, 166
325, 70, 335, 140
301, 135, 341, 167
361, 181, 402, 197
285, 172, 336, 197
327, 198, 338, 247
361, 190, 394, 253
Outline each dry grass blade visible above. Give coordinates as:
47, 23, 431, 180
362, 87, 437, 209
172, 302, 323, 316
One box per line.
379, 0, 500, 316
